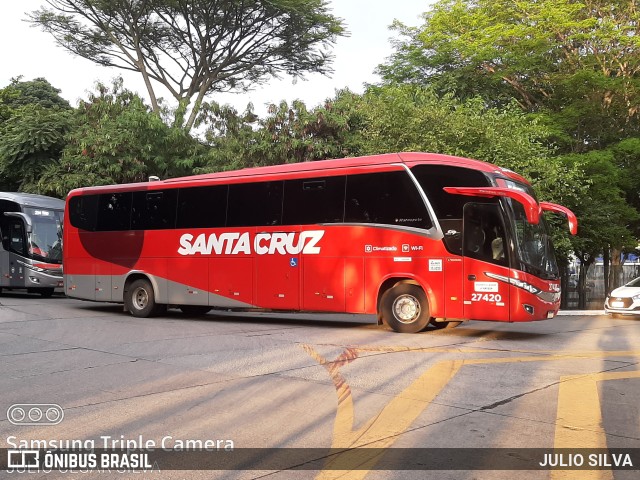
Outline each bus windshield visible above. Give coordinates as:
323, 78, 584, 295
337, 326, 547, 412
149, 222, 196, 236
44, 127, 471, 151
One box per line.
501, 181, 559, 279
510, 200, 558, 279
25, 207, 63, 264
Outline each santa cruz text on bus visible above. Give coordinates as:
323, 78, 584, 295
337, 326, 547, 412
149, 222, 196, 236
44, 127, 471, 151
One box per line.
177, 230, 325, 256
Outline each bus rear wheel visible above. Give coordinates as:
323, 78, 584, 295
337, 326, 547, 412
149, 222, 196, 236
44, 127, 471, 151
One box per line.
179, 305, 212, 316
125, 279, 162, 318
380, 283, 431, 333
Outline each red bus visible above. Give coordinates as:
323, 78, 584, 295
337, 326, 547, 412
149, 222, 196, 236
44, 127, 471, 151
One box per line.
63, 152, 577, 333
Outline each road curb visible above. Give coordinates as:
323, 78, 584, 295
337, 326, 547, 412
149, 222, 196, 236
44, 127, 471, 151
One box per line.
558, 310, 605, 316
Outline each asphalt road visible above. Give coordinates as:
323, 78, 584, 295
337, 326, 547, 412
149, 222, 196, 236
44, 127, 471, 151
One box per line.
1, 292, 639, 480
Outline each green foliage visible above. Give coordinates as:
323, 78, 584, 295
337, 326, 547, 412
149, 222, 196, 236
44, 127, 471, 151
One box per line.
610, 138, 640, 239
0, 77, 72, 191
379, 0, 640, 152
558, 149, 639, 257
37, 78, 206, 196
0, 105, 72, 192
1, 77, 71, 110
30, 0, 346, 131
356, 84, 584, 206
198, 89, 366, 171
0, 86, 20, 125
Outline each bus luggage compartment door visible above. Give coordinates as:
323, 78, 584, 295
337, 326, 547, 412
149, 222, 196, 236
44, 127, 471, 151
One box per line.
254, 228, 300, 310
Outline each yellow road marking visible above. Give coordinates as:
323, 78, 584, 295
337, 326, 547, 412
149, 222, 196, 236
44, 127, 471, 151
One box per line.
301, 345, 640, 480
552, 369, 640, 480
304, 344, 462, 480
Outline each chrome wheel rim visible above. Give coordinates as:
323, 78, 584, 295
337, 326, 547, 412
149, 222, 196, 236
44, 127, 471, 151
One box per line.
392, 294, 420, 323
132, 286, 149, 311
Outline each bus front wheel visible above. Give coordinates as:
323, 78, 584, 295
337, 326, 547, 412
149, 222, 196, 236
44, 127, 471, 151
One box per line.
380, 283, 431, 333
125, 279, 161, 318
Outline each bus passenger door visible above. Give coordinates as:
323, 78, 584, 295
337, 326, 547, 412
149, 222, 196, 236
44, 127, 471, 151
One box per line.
2, 219, 27, 289
254, 228, 301, 310
462, 203, 511, 321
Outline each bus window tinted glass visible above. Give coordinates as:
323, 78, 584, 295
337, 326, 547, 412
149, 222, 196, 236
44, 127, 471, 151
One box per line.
96, 193, 132, 231
228, 181, 283, 227
345, 171, 432, 229
283, 176, 345, 225
69, 195, 98, 231
411, 165, 489, 220
2, 219, 26, 255
176, 186, 228, 228
131, 190, 178, 230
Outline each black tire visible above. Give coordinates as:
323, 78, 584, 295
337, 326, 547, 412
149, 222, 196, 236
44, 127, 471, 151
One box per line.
179, 305, 212, 316
380, 283, 431, 333
39, 288, 55, 298
430, 319, 462, 329
125, 279, 160, 318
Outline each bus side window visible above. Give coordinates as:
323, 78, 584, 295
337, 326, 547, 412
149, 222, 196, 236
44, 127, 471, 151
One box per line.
227, 181, 283, 227
131, 190, 178, 230
283, 176, 346, 225
345, 171, 432, 229
96, 193, 132, 231
69, 195, 98, 231
176, 185, 228, 228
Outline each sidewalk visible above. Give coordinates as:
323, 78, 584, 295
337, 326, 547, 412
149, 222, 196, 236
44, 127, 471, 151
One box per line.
558, 310, 605, 316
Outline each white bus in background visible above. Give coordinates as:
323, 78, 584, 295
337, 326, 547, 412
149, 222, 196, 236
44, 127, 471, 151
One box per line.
0, 192, 65, 297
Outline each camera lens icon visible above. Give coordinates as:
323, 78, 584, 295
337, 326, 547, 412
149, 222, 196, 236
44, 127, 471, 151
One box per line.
8, 404, 64, 425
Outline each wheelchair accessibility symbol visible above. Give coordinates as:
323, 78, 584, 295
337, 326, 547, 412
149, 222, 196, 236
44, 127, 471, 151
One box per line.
290, 258, 298, 267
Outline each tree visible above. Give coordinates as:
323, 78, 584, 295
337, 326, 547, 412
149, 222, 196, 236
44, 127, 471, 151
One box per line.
0, 105, 72, 192
30, 0, 346, 131
558, 150, 638, 305
355, 84, 584, 205
37, 78, 206, 196
378, 0, 640, 152
0, 77, 72, 192
1, 77, 71, 110
198, 89, 366, 171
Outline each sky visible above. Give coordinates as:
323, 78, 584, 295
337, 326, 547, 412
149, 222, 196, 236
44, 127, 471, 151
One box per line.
1, 1, 431, 116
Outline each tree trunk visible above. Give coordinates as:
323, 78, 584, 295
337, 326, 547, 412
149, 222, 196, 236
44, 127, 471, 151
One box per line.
611, 248, 624, 290
560, 263, 569, 309
603, 247, 610, 294
577, 254, 594, 310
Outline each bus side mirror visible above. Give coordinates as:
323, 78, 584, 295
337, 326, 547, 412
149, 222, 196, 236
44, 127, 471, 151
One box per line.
539, 202, 578, 235
3, 212, 32, 233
